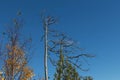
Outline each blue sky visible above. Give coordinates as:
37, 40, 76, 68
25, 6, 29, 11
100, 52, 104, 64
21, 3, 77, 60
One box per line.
0, 0, 120, 80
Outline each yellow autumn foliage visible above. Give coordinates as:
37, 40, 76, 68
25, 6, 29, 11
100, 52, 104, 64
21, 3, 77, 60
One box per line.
20, 66, 34, 80
5, 44, 34, 79
6, 44, 24, 56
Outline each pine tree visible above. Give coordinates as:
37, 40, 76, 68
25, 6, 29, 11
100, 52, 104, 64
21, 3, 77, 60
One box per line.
54, 53, 64, 80
54, 42, 81, 80
63, 60, 81, 80
54, 53, 81, 80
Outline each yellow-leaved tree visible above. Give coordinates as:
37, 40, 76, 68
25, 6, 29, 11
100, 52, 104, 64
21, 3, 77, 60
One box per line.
2, 12, 34, 80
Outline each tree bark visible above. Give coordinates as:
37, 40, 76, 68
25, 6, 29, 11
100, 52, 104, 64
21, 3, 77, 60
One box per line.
44, 22, 48, 80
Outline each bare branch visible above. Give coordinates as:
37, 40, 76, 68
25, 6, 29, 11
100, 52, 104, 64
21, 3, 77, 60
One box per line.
67, 54, 94, 59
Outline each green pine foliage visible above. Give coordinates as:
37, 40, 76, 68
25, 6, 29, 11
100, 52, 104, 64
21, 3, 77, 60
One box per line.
54, 53, 81, 80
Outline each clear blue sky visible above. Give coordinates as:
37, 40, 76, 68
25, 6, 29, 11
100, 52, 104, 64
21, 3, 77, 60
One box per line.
0, 0, 120, 80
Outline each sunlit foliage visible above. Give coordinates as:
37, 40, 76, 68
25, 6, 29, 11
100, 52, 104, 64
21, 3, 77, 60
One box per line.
1, 13, 34, 80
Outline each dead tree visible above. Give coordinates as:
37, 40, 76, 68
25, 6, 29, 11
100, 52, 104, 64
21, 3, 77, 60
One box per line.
48, 33, 94, 71
41, 15, 56, 80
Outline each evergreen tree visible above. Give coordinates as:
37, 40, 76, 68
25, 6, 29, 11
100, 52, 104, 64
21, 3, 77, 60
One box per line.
63, 60, 81, 80
54, 44, 81, 80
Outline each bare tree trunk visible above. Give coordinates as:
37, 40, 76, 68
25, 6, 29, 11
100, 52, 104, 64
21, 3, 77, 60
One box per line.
42, 15, 56, 80
44, 23, 48, 80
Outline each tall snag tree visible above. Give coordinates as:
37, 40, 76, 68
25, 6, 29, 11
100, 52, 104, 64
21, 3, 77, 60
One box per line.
41, 14, 56, 80
1, 13, 34, 80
